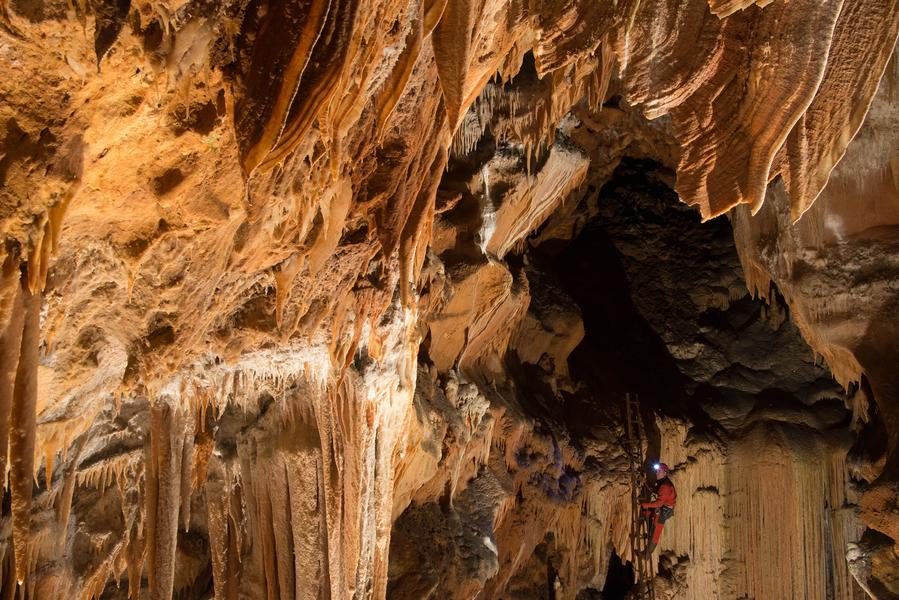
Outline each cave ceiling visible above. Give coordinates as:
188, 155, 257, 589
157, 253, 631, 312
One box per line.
0, 0, 898, 597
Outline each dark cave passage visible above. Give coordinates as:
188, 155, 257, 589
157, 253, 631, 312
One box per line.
526, 158, 847, 440
510, 158, 861, 597
391, 153, 872, 599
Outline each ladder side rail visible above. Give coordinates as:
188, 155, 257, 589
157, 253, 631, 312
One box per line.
625, 394, 656, 600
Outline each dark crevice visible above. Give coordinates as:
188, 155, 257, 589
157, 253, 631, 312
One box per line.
601, 550, 634, 599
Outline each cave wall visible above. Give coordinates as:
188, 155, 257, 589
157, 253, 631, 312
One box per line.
653, 413, 866, 600
0, 0, 896, 598
513, 157, 869, 599
731, 44, 899, 597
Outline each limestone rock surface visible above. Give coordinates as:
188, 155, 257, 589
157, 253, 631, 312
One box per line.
0, 0, 896, 598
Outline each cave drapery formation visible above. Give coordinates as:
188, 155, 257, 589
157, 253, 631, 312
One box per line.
0, 0, 898, 597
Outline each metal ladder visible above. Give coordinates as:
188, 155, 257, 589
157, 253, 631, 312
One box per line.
625, 393, 656, 600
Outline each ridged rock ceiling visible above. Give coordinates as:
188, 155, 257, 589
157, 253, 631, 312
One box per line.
0, 0, 897, 597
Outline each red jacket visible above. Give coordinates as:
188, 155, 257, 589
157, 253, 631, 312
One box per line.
642, 478, 676, 509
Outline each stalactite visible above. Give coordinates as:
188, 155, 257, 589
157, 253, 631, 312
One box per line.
273, 255, 305, 330
201, 306, 418, 600
308, 179, 353, 276
375, 18, 423, 137
9, 280, 40, 585
144, 400, 190, 600
234, 0, 332, 173
55, 443, 81, 544
778, 0, 899, 221
482, 145, 590, 260
125, 520, 144, 600
256, 458, 282, 600
206, 455, 241, 600
398, 148, 444, 307
0, 257, 25, 498
192, 427, 213, 490
432, 0, 476, 130
706, 0, 765, 18
179, 427, 194, 532
252, 0, 361, 174
80, 540, 126, 600
25, 194, 72, 295
76, 451, 140, 492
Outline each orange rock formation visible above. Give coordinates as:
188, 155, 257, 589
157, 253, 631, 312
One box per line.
0, 0, 896, 597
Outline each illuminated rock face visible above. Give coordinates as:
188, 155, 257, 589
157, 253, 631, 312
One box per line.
0, 0, 897, 598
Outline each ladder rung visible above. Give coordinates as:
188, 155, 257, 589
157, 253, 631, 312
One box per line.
625, 393, 655, 600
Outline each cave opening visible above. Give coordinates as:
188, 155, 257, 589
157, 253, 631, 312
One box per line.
522, 156, 851, 439
508, 156, 862, 595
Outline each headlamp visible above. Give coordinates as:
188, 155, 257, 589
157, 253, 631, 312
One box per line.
653, 463, 660, 470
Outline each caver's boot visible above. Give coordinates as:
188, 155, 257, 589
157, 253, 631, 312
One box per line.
644, 541, 656, 560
